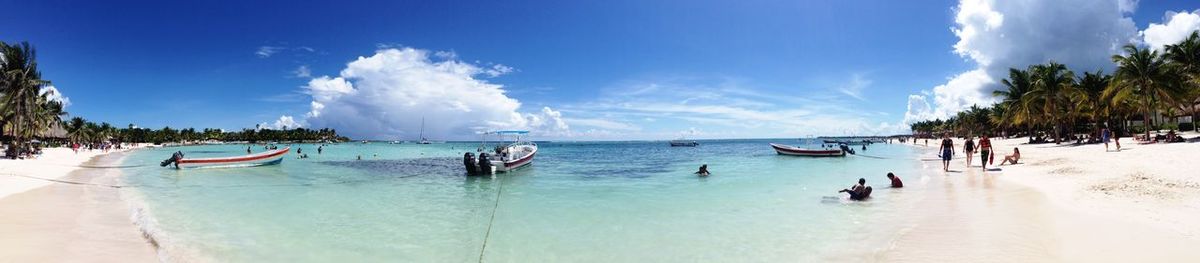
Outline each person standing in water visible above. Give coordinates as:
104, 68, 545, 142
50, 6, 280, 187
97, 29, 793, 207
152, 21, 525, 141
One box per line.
246, 146, 252, 154
978, 134, 993, 171
695, 164, 710, 177
939, 133, 954, 172
318, 145, 323, 155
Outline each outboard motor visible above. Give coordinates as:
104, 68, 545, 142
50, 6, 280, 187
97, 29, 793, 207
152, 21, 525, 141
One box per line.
463, 152, 479, 175
477, 153, 493, 174
839, 144, 856, 155
159, 151, 184, 168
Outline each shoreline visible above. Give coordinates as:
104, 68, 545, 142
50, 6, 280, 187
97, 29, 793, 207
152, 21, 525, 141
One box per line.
878, 136, 1200, 261
0, 148, 158, 262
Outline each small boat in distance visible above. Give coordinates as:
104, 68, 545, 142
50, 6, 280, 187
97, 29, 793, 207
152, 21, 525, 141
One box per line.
418, 117, 432, 144
161, 147, 290, 169
769, 143, 844, 157
669, 139, 699, 147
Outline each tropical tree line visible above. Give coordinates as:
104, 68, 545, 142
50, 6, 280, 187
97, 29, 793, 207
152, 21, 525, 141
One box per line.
2, 40, 348, 151
62, 117, 347, 145
912, 31, 1200, 143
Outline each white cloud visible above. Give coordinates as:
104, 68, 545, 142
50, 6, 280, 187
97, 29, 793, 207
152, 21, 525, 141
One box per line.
39, 85, 70, 107
837, 74, 871, 101
256, 46, 283, 58
302, 47, 566, 140
905, 0, 1138, 124
1141, 10, 1200, 51
903, 94, 934, 125
561, 77, 906, 138
267, 115, 304, 130
292, 65, 312, 78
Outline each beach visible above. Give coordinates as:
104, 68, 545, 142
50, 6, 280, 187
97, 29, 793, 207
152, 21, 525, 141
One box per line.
878, 135, 1200, 262
0, 147, 157, 262
1, 139, 1198, 262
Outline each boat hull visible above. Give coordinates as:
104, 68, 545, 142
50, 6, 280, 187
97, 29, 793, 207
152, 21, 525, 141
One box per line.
176, 147, 290, 169
770, 143, 844, 157
669, 141, 699, 147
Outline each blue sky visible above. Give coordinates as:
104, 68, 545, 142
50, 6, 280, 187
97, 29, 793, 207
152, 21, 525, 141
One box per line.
2, 0, 1198, 140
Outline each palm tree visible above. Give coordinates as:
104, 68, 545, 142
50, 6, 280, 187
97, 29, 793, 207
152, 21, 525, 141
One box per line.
994, 67, 1035, 138
1074, 71, 1112, 137
1109, 44, 1188, 139
1, 41, 53, 146
66, 117, 86, 143
1026, 62, 1075, 144
1164, 30, 1200, 130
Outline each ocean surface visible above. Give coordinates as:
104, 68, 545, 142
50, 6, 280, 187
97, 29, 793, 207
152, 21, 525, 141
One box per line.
119, 139, 925, 262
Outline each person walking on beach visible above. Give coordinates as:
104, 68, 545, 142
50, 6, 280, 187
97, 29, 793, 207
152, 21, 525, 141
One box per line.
964, 136, 976, 167
939, 133, 954, 172
1102, 127, 1112, 151
978, 134, 993, 171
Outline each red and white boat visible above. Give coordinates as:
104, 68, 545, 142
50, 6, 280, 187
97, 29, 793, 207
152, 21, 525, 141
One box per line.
173, 147, 290, 169
769, 143, 845, 157
475, 131, 537, 173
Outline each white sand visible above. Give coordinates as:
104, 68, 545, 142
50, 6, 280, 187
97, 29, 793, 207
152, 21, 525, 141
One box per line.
878, 135, 1200, 262
0, 147, 133, 199
0, 146, 157, 262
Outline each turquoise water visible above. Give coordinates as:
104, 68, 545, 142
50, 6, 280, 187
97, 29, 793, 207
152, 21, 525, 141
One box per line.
120, 140, 924, 262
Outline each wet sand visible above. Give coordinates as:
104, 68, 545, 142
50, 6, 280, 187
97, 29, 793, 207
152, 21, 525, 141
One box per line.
0, 152, 157, 262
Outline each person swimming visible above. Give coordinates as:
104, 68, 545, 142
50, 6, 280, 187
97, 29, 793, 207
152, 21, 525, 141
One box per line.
839, 178, 873, 201
887, 172, 903, 188
695, 164, 710, 177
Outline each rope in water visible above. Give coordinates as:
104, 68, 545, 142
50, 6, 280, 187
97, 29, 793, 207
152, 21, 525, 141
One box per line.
0, 173, 125, 188
478, 174, 505, 263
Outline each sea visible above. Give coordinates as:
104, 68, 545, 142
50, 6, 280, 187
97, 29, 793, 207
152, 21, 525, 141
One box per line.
118, 139, 927, 262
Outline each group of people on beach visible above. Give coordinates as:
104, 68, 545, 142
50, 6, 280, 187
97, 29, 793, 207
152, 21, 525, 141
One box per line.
937, 133, 1020, 172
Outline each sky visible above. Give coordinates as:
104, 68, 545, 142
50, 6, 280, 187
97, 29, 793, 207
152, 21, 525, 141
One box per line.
2, 0, 1198, 140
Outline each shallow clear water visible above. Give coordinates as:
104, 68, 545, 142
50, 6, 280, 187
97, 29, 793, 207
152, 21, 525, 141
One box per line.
121, 140, 922, 262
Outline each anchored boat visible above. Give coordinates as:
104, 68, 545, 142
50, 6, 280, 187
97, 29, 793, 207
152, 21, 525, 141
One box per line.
769, 143, 845, 157
463, 130, 537, 175
161, 147, 290, 169
669, 139, 699, 147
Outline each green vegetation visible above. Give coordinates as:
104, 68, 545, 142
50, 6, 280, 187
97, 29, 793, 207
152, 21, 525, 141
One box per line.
911, 30, 1200, 143
1, 41, 348, 153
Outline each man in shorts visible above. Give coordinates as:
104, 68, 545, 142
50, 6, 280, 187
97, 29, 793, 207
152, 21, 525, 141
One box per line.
939, 133, 954, 172
978, 134, 993, 171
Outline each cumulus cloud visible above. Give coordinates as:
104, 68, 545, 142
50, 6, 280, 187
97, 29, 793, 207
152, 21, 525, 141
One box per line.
302, 47, 566, 140
273, 115, 303, 129
39, 85, 70, 107
905, 0, 1138, 123
1141, 10, 1200, 51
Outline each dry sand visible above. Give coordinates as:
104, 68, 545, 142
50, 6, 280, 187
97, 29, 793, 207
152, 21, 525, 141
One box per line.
876, 135, 1200, 262
0, 148, 157, 262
